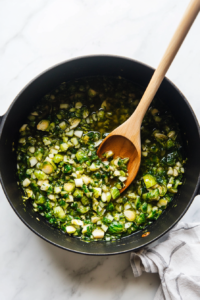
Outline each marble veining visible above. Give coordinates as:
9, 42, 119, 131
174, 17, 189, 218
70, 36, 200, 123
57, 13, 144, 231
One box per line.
0, 0, 200, 299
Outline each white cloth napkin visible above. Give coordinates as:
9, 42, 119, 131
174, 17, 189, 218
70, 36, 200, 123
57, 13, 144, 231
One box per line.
130, 223, 200, 300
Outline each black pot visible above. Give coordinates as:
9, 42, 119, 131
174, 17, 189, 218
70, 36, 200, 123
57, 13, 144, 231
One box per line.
1, 55, 200, 255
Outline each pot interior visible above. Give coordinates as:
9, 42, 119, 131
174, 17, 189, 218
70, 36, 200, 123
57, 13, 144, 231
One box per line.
0, 56, 199, 255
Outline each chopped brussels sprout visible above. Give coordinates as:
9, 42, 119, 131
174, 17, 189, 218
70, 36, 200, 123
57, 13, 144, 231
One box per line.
124, 210, 136, 222
37, 120, 50, 131
111, 187, 120, 200
143, 174, 157, 188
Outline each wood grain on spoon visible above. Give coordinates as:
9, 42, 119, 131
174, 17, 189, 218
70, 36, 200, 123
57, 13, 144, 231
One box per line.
97, 0, 200, 193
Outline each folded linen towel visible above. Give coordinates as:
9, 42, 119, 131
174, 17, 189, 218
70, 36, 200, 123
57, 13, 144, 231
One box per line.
130, 223, 200, 300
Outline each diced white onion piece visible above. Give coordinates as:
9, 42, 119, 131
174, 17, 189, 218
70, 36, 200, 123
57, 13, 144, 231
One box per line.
60, 143, 68, 151
114, 170, 120, 176
113, 157, 120, 166
65, 129, 74, 137
127, 193, 137, 199
125, 222, 132, 229
82, 225, 90, 233
157, 199, 168, 207
101, 192, 107, 202
124, 203, 131, 210
23, 178, 31, 187
119, 176, 127, 182
101, 192, 111, 202
54, 186, 62, 194
102, 185, 109, 192
28, 146, 35, 153
29, 157, 38, 167
74, 130, 83, 138
60, 103, 69, 109
173, 169, 179, 177
26, 189, 33, 198
40, 182, 50, 191
101, 224, 108, 232
75, 178, 83, 187
66, 195, 74, 202
98, 206, 103, 212
107, 214, 114, 222
63, 156, 68, 163
71, 219, 83, 226
167, 167, 173, 175
66, 226, 76, 234
45, 157, 53, 163
91, 216, 100, 223
31, 173, 36, 179
75, 102, 82, 109
82, 175, 92, 185
37, 180, 45, 186
55, 145, 60, 150
92, 200, 98, 212
71, 137, 78, 146
48, 194, 56, 201
50, 149, 58, 154
92, 229, 104, 239
124, 210, 136, 222
43, 137, 51, 145
94, 140, 103, 147
59, 121, 67, 130
90, 163, 100, 171
105, 151, 114, 158
49, 153, 54, 159
99, 201, 105, 208
67, 141, 74, 148
176, 162, 182, 167
19, 124, 27, 132
83, 110, 89, 119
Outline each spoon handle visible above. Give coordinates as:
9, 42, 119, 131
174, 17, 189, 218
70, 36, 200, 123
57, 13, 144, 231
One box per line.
130, 0, 200, 125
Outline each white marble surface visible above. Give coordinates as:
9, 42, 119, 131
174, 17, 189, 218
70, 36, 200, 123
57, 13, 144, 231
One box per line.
0, 0, 200, 299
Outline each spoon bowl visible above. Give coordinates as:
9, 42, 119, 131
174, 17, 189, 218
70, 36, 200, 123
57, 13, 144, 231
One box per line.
97, 134, 141, 193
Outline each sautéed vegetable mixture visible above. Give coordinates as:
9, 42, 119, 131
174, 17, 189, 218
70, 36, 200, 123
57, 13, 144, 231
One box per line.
16, 77, 185, 241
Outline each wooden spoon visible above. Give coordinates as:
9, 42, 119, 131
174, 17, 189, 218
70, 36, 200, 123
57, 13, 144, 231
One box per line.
97, 0, 200, 193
